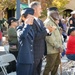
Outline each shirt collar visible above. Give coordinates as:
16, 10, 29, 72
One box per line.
34, 16, 38, 21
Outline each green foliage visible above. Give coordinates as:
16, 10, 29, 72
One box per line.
0, 0, 16, 10
52, 0, 70, 10
0, 0, 70, 18
41, 0, 70, 18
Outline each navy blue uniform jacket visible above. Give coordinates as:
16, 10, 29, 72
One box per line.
17, 24, 34, 64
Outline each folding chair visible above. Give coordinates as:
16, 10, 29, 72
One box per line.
59, 58, 69, 75
0, 62, 9, 75
59, 56, 75, 75
0, 53, 17, 75
0, 46, 8, 54
4, 45, 9, 53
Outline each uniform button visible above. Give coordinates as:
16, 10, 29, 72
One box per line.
31, 45, 33, 47
31, 50, 33, 52
31, 40, 33, 42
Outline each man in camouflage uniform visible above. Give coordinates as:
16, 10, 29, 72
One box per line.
43, 7, 63, 75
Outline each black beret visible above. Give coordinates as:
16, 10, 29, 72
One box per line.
21, 8, 34, 17
68, 27, 75, 36
7, 17, 18, 26
47, 7, 58, 11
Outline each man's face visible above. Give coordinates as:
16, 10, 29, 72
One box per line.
12, 21, 18, 27
50, 11, 59, 20
34, 5, 42, 17
70, 30, 75, 36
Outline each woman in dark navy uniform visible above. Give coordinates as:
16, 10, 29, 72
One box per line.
16, 8, 34, 75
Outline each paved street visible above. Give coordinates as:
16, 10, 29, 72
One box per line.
41, 55, 75, 75
0, 48, 75, 75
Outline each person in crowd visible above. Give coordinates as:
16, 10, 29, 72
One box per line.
69, 11, 75, 27
59, 19, 64, 29
61, 19, 67, 42
7, 17, 18, 73
0, 28, 2, 45
7, 17, 18, 58
67, 11, 75, 35
59, 28, 66, 57
16, 8, 34, 75
29, 1, 56, 75
43, 7, 63, 75
66, 27, 75, 61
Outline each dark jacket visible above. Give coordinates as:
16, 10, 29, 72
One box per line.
69, 17, 75, 27
17, 24, 34, 64
8, 27, 18, 52
32, 19, 48, 59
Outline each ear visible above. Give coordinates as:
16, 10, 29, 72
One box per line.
33, 8, 36, 13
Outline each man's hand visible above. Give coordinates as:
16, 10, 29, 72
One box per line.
46, 26, 56, 32
57, 47, 63, 53
25, 14, 34, 25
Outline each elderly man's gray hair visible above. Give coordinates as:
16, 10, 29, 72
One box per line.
29, 1, 41, 8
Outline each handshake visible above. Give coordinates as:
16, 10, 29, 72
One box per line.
46, 26, 57, 32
